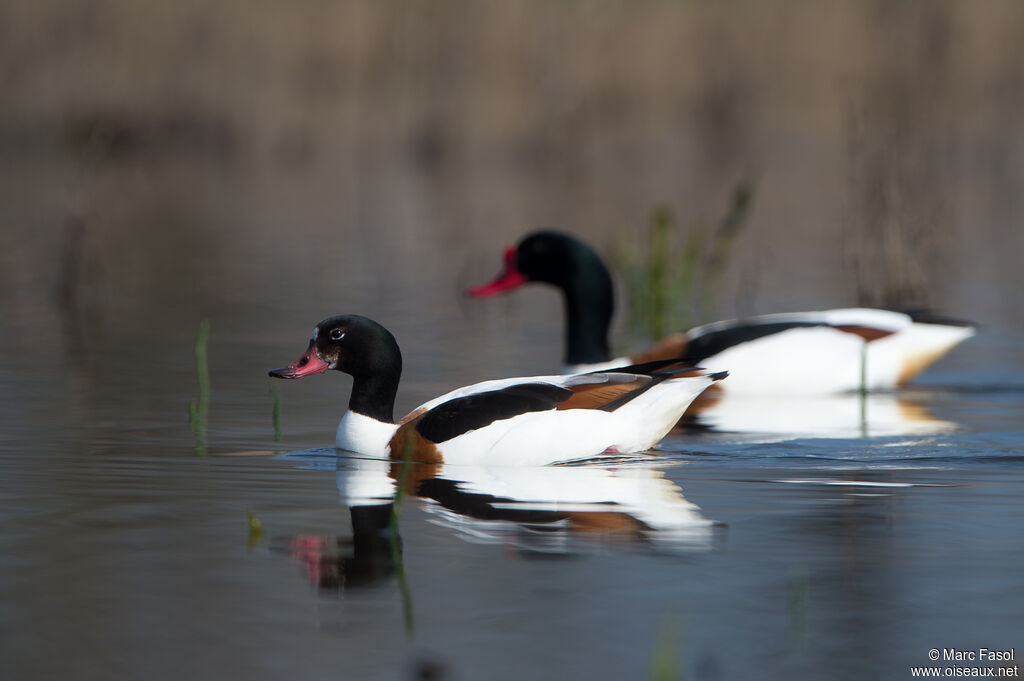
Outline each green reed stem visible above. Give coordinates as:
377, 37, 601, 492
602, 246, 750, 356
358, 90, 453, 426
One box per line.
650, 613, 685, 681
390, 431, 417, 637
649, 208, 673, 342
188, 320, 211, 457
701, 180, 754, 318
246, 509, 264, 550
788, 568, 809, 650
269, 382, 282, 441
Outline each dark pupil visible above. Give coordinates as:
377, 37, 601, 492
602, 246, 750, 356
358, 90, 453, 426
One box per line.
330, 329, 343, 340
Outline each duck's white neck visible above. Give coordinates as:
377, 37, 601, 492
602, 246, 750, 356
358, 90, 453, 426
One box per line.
336, 411, 396, 457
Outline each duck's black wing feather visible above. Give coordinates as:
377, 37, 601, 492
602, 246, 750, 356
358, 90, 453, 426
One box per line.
415, 383, 573, 443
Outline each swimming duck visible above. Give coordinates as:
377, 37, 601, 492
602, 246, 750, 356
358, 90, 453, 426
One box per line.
468, 231, 974, 393
269, 314, 726, 464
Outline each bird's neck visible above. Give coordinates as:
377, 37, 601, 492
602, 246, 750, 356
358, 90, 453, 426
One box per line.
348, 368, 401, 424
562, 275, 614, 365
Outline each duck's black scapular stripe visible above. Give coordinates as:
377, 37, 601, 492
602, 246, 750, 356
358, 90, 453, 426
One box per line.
683, 321, 825, 362
900, 308, 975, 327
415, 383, 573, 443
596, 368, 728, 412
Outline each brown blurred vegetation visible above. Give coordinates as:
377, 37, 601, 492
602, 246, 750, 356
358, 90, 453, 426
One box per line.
1, 0, 1022, 339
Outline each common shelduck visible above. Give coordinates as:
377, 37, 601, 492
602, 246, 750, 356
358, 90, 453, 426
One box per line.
269, 314, 726, 465
468, 231, 974, 393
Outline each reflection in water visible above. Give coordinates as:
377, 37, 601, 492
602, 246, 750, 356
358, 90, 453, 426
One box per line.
273, 505, 398, 590
404, 462, 715, 554
687, 392, 957, 439
275, 452, 717, 592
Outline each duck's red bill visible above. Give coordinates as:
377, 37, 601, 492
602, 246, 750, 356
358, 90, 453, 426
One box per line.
466, 245, 528, 297
269, 341, 331, 379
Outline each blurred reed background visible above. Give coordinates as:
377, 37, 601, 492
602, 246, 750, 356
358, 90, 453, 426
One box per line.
1, 0, 1022, 362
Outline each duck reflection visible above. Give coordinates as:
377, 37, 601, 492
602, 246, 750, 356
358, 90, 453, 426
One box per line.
280, 505, 396, 590
276, 452, 717, 591
682, 390, 956, 439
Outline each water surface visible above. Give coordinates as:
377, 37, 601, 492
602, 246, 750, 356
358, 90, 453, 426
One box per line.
2, 315, 1021, 681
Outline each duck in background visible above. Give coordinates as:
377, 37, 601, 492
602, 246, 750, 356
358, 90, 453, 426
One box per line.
269, 314, 726, 465
467, 230, 974, 394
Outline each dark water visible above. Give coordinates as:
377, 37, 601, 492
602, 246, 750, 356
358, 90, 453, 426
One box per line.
3, 3, 1024, 678
2, 308, 1022, 681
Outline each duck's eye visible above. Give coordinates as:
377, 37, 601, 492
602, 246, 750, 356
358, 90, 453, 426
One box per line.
329, 328, 344, 341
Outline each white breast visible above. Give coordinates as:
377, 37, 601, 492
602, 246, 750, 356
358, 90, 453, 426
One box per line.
335, 411, 397, 457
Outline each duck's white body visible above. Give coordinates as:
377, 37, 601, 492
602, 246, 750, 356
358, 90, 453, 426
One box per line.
564, 308, 973, 393
339, 369, 720, 465
563, 358, 634, 374
687, 325, 865, 393
678, 308, 973, 393
857, 316, 975, 389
